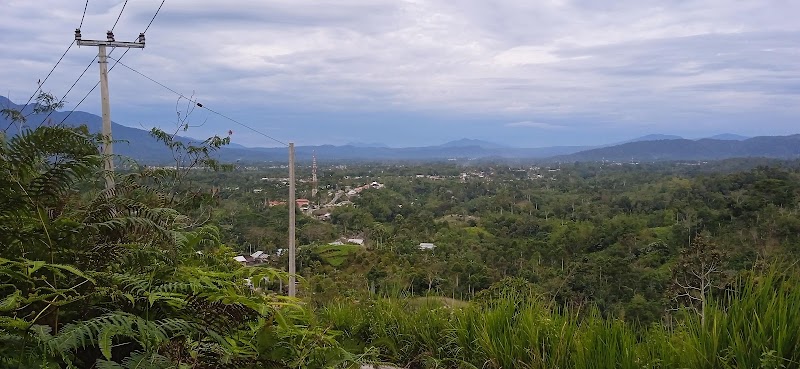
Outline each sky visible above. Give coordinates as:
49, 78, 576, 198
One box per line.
2, 0, 799, 148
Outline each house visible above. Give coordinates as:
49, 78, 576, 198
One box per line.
268, 200, 286, 207
296, 199, 310, 209
234, 251, 270, 266
234, 255, 251, 265
251, 251, 269, 262
346, 238, 365, 245
328, 240, 344, 246
418, 242, 436, 250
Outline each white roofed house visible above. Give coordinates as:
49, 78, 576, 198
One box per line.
347, 238, 365, 245
251, 251, 269, 263
234, 255, 248, 264
418, 242, 436, 250
234, 250, 270, 266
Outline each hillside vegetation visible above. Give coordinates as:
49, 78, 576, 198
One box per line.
0, 100, 364, 368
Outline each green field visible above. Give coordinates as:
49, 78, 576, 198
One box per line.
312, 244, 362, 267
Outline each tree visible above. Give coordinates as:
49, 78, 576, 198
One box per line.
300, 221, 336, 244
671, 232, 726, 325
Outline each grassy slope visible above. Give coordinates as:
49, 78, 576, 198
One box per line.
320, 269, 800, 369
312, 244, 362, 267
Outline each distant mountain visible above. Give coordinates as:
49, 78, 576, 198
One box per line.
438, 138, 508, 149
705, 133, 750, 141
228, 143, 590, 162
0, 96, 250, 164
4, 96, 793, 163
552, 135, 800, 162
345, 142, 389, 148
0, 97, 589, 163
619, 134, 684, 144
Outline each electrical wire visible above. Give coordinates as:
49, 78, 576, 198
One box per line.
79, 0, 89, 29
111, 0, 128, 32
106, 55, 289, 147
57, 48, 132, 125
36, 54, 98, 125
20, 0, 90, 115
20, 42, 74, 116
143, 0, 166, 33
55, 0, 166, 126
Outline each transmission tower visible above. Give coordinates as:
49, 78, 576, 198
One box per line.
311, 150, 318, 199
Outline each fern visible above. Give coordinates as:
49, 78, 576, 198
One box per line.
49, 312, 197, 356
96, 351, 175, 369
1, 124, 348, 368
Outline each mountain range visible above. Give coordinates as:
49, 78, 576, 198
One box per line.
3, 96, 795, 163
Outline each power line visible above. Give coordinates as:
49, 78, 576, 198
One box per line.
36, 54, 97, 125
203, 105, 289, 147
79, 0, 89, 29
20, 42, 74, 115
56, 0, 164, 127
57, 48, 131, 126
106, 56, 289, 147
111, 0, 128, 32
144, 0, 166, 33
20, 0, 90, 115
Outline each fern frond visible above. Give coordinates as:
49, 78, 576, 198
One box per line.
6, 126, 100, 183
49, 312, 198, 356
96, 350, 174, 369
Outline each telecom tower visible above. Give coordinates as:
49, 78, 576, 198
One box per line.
311, 151, 318, 199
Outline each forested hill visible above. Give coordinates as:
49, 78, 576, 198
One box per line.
2, 95, 797, 163
0, 95, 218, 162
551, 135, 800, 162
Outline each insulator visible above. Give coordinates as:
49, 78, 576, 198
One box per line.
106, 30, 115, 42
138, 33, 145, 44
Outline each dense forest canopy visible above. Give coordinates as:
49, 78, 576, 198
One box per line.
208, 158, 800, 317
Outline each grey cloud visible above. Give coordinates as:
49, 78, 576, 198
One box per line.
2, 0, 800, 146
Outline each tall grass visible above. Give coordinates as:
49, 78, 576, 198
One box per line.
320, 269, 800, 368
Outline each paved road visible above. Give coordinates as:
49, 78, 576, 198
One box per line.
324, 190, 345, 207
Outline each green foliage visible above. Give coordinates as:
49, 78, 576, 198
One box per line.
310, 245, 362, 267
321, 268, 800, 368
0, 106, 356, 368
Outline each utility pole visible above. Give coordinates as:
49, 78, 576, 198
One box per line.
288, 143, 297, 297
75, 29, 145, 190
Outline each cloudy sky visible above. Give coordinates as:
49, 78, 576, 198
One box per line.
2, 0, 799, 147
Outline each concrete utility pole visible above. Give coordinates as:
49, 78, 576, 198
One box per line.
75, 29, 145, 190
288, 143, 297, 297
